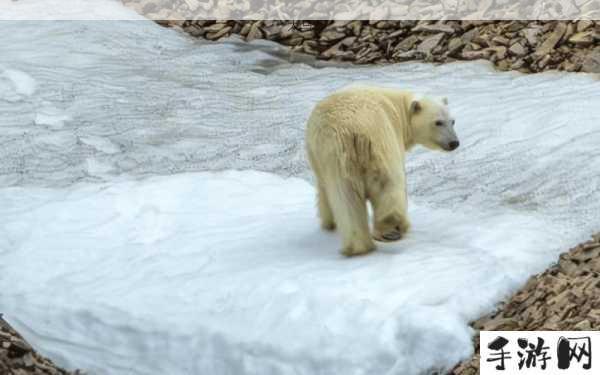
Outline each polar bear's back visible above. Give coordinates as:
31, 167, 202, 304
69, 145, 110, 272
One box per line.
307, 86, 407, 137
306, 86, 411, 181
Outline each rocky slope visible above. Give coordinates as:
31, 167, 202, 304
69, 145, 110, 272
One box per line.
169, 20, 600, 74
451, 232, 600, 374
0, 317, 77, 375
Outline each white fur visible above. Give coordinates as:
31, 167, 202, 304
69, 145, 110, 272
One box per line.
306, 86, 459, 256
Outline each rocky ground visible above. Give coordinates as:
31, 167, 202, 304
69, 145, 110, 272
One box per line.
0, 316, 77, 375
165, 20, 600, 74
451, 232, 600, 374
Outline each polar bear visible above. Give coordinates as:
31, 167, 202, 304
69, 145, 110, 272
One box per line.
305, 85, 459, 256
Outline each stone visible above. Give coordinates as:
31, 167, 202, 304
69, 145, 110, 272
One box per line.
577, 20, 594, 32
22, 352, 35, 368
569, 31, 594, 46
262, 25, 283, 40
185, 25, 204, 37
582, 48, 600, 73
302, 40, 319, 55
393, 50, 425, 61
490, 46, 508, 60
340, 36, 357, 47
245, 22, 263, 42
461, 28, 478, 43
417, 33, 445, 54
534, 22, 567, 58
322, 43, 353, 60
496, 59, 511, 71
205, 26, 231, 41
374, 21, 396, 29
319, 30, 346, 43
447, 37, 465, 55
521, 27, 542, 47
509, 42, 528, 57
239, 22, 251, 36
511, 58, 526, 70
380, 29, 406, 41
346, 20, 362, 36
412, 22, 456, 34
8, 339, 31, 357
394, 35, 420, 51
492, 36, 510, 46
203, 22, 227, 33
281, 35, 303, 47
461, 49, 490, 60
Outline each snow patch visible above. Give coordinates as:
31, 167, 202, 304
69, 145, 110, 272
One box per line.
0, 68, 36, 101
0, 170, 570, 375
34, 103, 71, 128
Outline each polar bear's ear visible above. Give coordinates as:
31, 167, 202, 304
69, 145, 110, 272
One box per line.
442, 97, 448, 105
410, 100, 422, 114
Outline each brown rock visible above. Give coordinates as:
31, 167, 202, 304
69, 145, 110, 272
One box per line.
490, 46, 508, 60
246, 22, 263, 42
461, 49, 490, 60
239, 22, 251, 36
319, 30, 346, 43
336, 37, 355, 48
203, 22, 226, 33
262, 25, 283, 40
185, 25, 204, 37
346, 20, 362, 36
395, 35, 420, 51
496, 60, 511, 71
374, 21, 396, 29
417, 33, 445, 54
322, 43, 353, 60
413, 22, 456, 34
447, 37, 465, 56
302, 40, 319, 55
281, 35, 303, 47
393, 50, 425, 61
582, 48, 600, 73
461, 28, 478, 43
569, 31, 594, 46
381, 29, 406, 41
492, 36, 510, 46
521, 27, 542, 47
7, 339, 31, 357
577, 20, 594, 32
534, 22, 567, 58
509, 42, 528, 57
206, 26, 231, 41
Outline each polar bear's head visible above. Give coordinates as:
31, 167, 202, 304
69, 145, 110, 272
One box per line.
409, 96, 459, 152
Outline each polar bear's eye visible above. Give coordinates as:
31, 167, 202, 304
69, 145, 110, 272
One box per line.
435, 120, 444, 127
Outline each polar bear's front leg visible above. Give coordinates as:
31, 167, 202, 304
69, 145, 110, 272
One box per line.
369, 176, 411, 242
326, 180, 375, 256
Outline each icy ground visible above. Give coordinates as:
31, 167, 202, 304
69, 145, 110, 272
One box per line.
1, 14, 600, 375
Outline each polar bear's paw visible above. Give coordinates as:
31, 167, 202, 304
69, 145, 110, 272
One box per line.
321, 220, 336, 231
342, 240, 376, 257
373, 214, 410, 243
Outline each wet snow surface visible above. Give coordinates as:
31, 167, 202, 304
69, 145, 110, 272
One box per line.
1, 16, 600, 375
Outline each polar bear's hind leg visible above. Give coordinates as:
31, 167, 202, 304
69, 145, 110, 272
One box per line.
325, 175, 375, 256
317, 184, 336, 231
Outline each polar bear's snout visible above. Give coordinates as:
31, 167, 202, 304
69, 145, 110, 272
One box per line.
437, 124, 460, 151
448, 140, 460, 151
